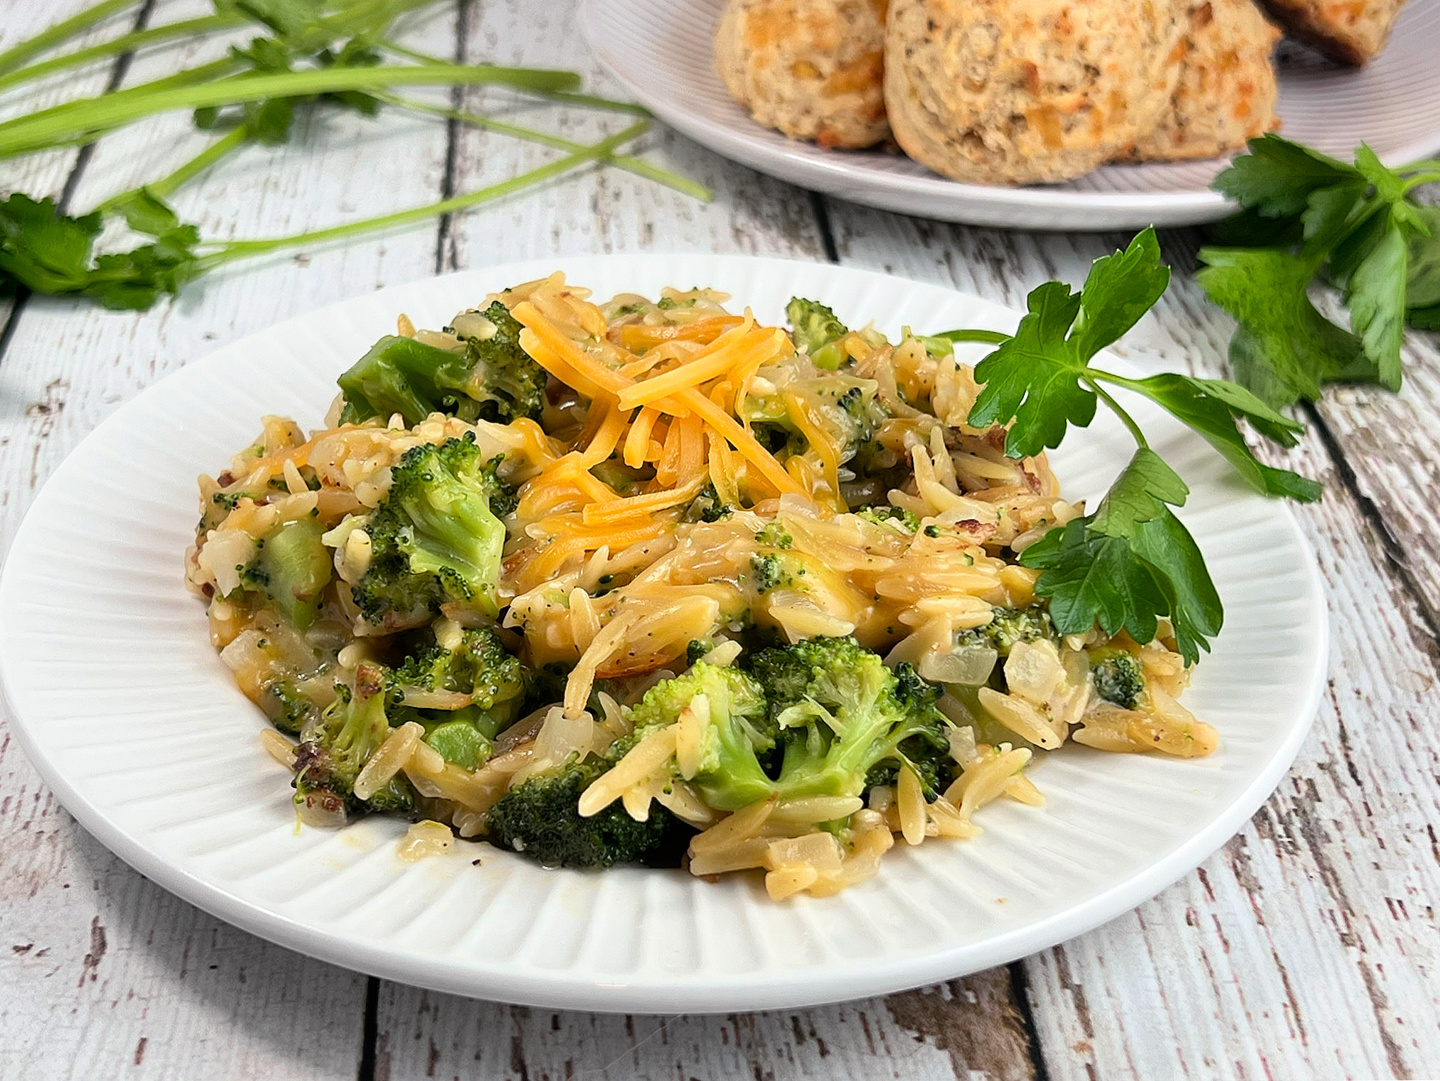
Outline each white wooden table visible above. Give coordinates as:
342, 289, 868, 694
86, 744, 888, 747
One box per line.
2, 3, 1438, 1078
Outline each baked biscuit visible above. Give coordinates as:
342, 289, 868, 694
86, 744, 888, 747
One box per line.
1259, 0, 1408, 64
714, 0, 890, 150
1126, 0, 1282, 161
883, 0, 1187, 185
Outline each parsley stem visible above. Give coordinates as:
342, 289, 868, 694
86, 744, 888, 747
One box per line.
1401, 171, 1440, 192
148, 123, 252, 200
380, 41, 651, 114
200, 121, 647, 266
0, 14, 246, 95
1086, 377, 1148, 449
933, 328, 1013, 345
95, 123, 252, 214
0, 62, 583, 159
0, 0, 136, 77
378, 92, 711, 201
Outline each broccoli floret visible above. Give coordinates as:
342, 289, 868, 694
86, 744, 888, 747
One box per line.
683, 483, 734, 522
862, 662, 955, 797
621, 641, 953, 812
457, 301, 546, 423
337, 302, 544, 426
485, 754, 691, 868
623, 662, 778, 809
755, 522, 793, 548
786, 297, 849, 370
744, 374, 888, 468
686, 639, 715, 667
261, 677, 318, 735
1090, 649, 1145, 710
956, 604, 1057, 658
293, 664, 414, 817
350, 438, 510, 630
254, 516, 332, 629
747, 639, 952, 804
855, 505, 921, 533
750, 552, 798, 595
391, 625, 528, 752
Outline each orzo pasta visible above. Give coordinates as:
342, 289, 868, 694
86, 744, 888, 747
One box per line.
185, 274, 1216, 897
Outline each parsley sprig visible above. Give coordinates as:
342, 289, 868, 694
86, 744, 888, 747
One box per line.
0, 124, 645, 310
0, 0, 709, 309
941, 228, 1320, 664
1198, 134, 1440, 406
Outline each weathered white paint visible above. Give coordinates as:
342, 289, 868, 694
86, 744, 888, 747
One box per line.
827, 211, 1440, 1079
0, 0, 452, 1077
2, 1, 1438, 1078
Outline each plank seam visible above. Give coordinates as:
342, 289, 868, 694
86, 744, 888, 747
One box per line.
1304, 400, 1440, 639
809, 190, 839, 264
357, 976, 380, 1081
1008, 961, 1052, 1081
434, 0, 471, 274
0, 0, 157, 370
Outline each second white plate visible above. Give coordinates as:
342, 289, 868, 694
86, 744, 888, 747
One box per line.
0, 254, 1327, 1012
581, 0, 1440, 229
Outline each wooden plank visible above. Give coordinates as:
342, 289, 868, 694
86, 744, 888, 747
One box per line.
374, 967, 1035, 1081
1308, 338, 1440, 626
0, 2, 464, 1076
435, 2, 831, 269
370, 5, 1040, 1079
823, 208, 1440, 1079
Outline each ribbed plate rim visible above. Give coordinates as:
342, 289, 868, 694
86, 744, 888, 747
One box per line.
0, 254, 1328, 1012
579, 0, 1440, 229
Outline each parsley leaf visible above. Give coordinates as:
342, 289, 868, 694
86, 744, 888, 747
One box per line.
1210, 134, 1358, 218
968, 281, 1091, 456
0, 192, 102, 294
1020, 448, 1222, 665
1195, 246, 1367, 406
970, 228, 1168, 457
1345, 223, 1408, 391
1112, 373, 1322, 501
941, 226, 1318, 664
1200, 135, 1440, 404
1067, 226, 1171, 358
0, 190, 202, 310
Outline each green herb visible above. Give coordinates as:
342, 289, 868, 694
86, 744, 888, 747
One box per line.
1, 124, 646, 309
939, 228, 1320, 663
0, 0, 137, 76
1198, 134, 1440, 406
376, 93, 711, 202
0, 0, 704, 310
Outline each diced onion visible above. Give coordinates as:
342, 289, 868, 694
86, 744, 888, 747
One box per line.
1004, 641, 1064, 704
918, 645, 997, 686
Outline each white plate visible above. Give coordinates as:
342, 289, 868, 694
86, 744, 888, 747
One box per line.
0, 254, 1327, 1013
581, 0, 1440, 229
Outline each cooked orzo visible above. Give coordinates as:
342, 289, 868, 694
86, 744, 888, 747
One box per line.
185, 273, 1217, 901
